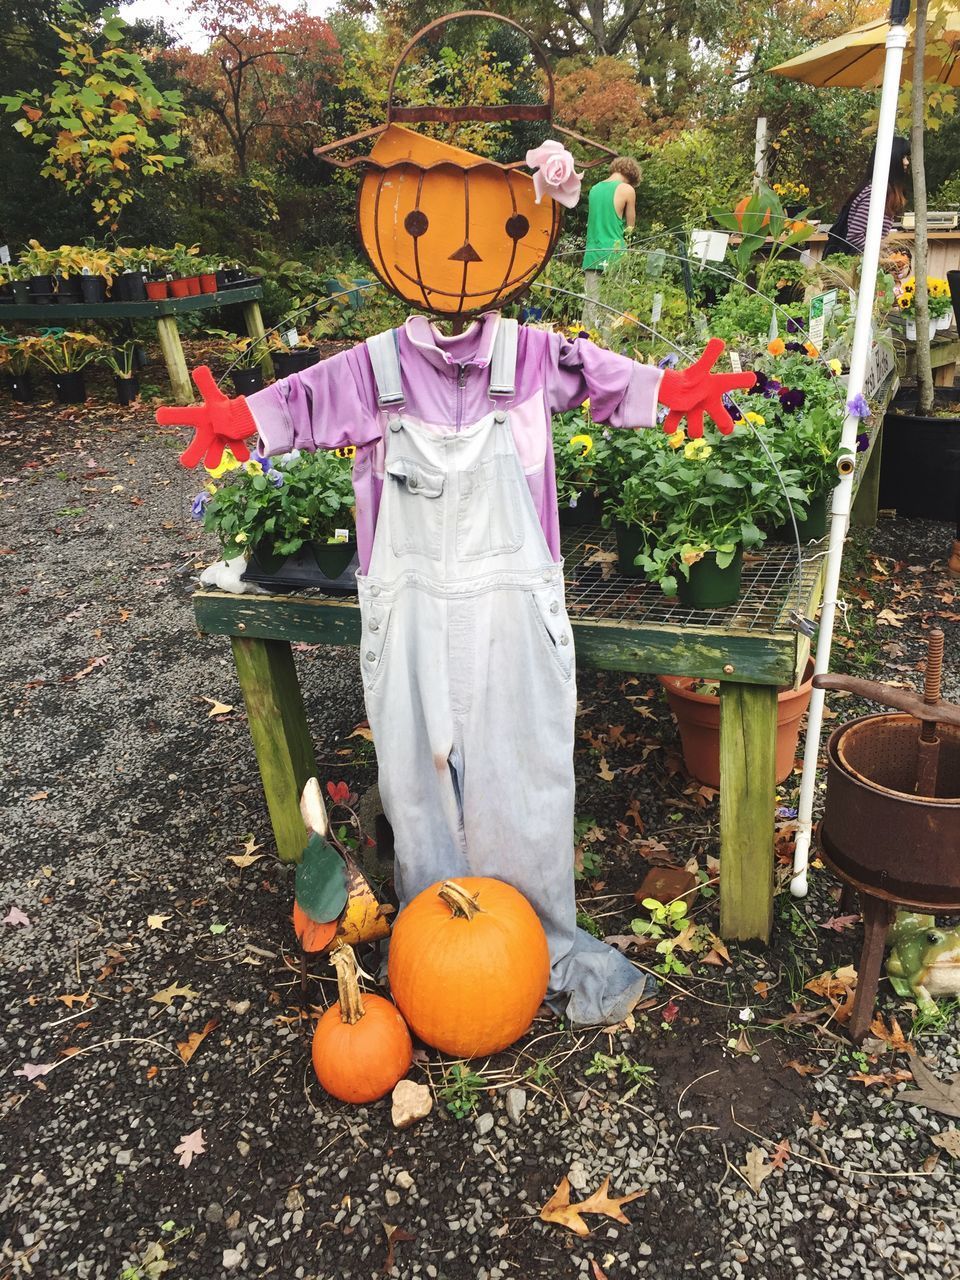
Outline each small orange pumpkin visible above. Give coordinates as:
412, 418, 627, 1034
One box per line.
734, 195, 771, 233
387, 878, 550, 1058
311, 944, 413, 1103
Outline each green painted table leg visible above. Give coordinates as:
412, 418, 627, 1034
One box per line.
718, 681, 777, 942
851, 421, 882, 528
242, 300, 273, 382
231, 636, 317, 862
156, 314, 194, 405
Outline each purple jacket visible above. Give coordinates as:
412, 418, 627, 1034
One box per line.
248, 312, 663, 572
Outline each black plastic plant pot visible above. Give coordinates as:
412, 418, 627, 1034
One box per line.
56, 274, 83, 303
880, 407, 960, 521
28, 275, 54, 302
215, 269, 230, 291
231, 367, 264, 395
115, 375, 139, 405
311, 539, 357, 579
114, 271, 147, 302
770, 489, 830, 543
12, 280, 29, 304
80, 275, 106, 304
248, 538, 288, 575
0, 285, 12, 305
613, 520, 646, 578
52, 372, 87, 404
134, 343, 148, 369
558, 490, 604, 529
676, 547, 744, 610
271, 350, 320, 379
7, 373, 34, 402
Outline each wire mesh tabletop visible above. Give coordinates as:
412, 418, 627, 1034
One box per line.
561, 524, 825, 635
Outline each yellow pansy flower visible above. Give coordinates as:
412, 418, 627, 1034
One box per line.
205, 449, 240, 478
243, 460, 263, 476
205, 482, 218, 494
744, 411, 766, 426
569, 433, 594, 456
234, 531, 248, 543
828, 359, 842, 375
684, 439, 712, 461
666, 429, 685, 449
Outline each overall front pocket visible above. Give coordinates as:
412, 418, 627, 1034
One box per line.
528, 586, 575, 681
358, 597, 394, 691
456, 453, 525, 561
386, 457, 444, 560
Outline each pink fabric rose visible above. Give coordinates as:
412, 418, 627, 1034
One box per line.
525, 140, 582, 209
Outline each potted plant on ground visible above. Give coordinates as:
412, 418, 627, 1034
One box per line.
100, 340, 139, 404
207, 329, 268, 394
553, 406, 605, 527
0, 333, 35, 401
268, 327, 320, 378
196, 448, 356, 578
29, 330, 103, 403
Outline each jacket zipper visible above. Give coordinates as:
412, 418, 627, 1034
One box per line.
456, 363, 466, 432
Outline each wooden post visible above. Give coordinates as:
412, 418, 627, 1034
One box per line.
753, 117, 768, 192
851, 421, 882, 528
718, 681, 777, 941
156, 314, 194, 405
231, 636, 318, 862
242, 300, 274, 382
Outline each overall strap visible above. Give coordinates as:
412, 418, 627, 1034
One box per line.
488, 317, 518, 399
365, 329, 405, 408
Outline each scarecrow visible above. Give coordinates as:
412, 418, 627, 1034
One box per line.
158, 13, 755, 1026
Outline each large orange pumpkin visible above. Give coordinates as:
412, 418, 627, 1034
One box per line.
311, 944, 413, 1104
734, 194, 771, 233
357, 125, 561, 318
387, 878, 550, 1058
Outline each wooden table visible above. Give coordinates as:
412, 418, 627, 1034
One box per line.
0, 286, 266, 404
192, 366, 897, 944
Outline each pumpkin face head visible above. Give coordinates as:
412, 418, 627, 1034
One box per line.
387, 877, 550, 1058
358, 125, 561, 318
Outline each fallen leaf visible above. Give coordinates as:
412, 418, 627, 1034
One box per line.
820, 914, 859, 933
810, 1110, 827, 1128
177, 1018, 219, 1064
597, 757, 615, 782
174, 1127, 206, 1168
15, 1062, 56, 1080
931, 1129, 960, 1158
209, 922, 228, 935
146, 1065, 158, 1080
381, 1222, 415, 1273
742, 1146, 775, 1194
147, 914, 171, 931
241, 836, 261, 856
349, 723, 374, 741
876, 608, 906, 627
753, 981, 770, 999
225, 853, 264, 868
804, 964, 858, 1000
730, 1029, 753, 1054
848, 1070, 913, 1088
784, 1060, 818, 1077
770, 1139, 791, 1169
590, 1261, 610, 1280
540, 1176, 644, 1236
3, 906, 30, 928
904, 1058, 960, 1119
64, 655, 109, 682
201, 697, 234, 717
661, 999, 680, 1024
57, 991, 91, 1008
27, 791, 48, 802
868, 1013, 912, 1053
151, 981, 199, 1007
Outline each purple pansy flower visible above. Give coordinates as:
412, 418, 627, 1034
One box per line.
191, 491, 211, 519
251, 450, 273, 473
847, 393, 871, 419
762, 379, 783, 399
721, 393, 743, 422
656, 405, 669, 424
786, 318, 799, 334
268, 470, 284, 487
779, 388, 806, 412
856, 432, 870, 453
568, 495, 578, 509
658, 352, 679, 369
785, 341, 806, 353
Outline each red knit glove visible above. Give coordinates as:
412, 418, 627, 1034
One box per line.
155, 366, 258, 470
658, 339, 757, 439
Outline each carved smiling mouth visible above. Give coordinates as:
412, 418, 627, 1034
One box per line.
394, 262, 537, 298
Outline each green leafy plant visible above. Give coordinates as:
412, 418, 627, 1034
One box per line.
585, 1052, 655, 1099
197, 448, 355, 559
26, 331, 103, 373
439, 1063, 487, 1118
711, 184, 816, 299
0, 334, 33, 375
100, 340, 137, 378
0, 4, 185, 228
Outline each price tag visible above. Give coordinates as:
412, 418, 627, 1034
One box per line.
730, 351, 742, 373
768, 310, 779, 341
333, 528, 350, 543
808, 289, 838, 352
0, 245, 10, 265
651, 293, 663, 324
285, 328, 298, 348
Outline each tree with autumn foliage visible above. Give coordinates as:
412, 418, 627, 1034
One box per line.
167, 0, 340, 179
0, 2, 185, 228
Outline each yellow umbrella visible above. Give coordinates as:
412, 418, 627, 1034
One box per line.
769, 2, 960, 87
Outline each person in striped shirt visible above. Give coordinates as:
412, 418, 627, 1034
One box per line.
823, 136, 911, 258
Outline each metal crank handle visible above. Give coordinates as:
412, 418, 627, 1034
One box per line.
812, 673, 960, 728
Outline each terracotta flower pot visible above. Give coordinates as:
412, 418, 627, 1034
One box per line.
146, 279, 168, 300
169, 278, 190, 298
184, 276, 201, 296
658, 659, 815, 788
199, 273, 218, 294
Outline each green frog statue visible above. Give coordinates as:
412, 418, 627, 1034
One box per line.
886, 913, 960, 1013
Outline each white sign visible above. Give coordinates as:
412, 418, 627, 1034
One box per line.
651, 293, 663, 324
690, 230, 729, 265
730, 351, 742, 373
808, 289, 839, 352
0, 245, 10, 265
285, 328, 298, 348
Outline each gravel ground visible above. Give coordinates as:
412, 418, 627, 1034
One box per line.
2, 376, 959, 1280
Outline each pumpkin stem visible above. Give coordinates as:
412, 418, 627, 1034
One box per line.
329, 943, 365, 1024
438, 879, 483, 920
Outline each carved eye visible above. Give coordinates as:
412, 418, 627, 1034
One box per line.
404, 210, 429, 237
927, 931, 945, 944
505, 214, 529, 241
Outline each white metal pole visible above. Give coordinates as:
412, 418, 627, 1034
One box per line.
753, 117, 768, 191
790, 17, 909, 897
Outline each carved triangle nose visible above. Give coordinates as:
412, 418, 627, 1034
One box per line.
449, 242, 482, 263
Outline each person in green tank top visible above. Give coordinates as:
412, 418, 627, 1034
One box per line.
581, 156, 640, 331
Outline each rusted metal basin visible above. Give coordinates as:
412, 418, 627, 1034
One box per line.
819, 713, 960, 908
